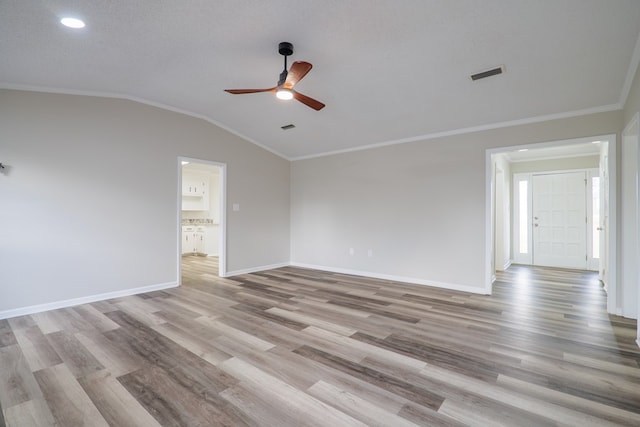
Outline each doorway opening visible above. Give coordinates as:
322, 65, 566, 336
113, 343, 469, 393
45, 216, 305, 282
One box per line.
485, 134, 617, 302
178, 157, 226, 284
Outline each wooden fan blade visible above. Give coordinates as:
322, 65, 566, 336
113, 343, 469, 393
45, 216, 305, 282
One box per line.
283, 61, 313, 89
293, 90, 325, 111
224, 87, 276, 94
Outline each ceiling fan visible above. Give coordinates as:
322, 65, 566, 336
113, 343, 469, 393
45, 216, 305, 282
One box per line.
224, 42, 325, 111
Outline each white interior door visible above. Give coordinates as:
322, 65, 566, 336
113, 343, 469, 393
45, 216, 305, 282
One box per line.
532, 172, 587, 269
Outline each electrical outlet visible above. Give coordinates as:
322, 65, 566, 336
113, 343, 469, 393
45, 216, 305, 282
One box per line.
232, 203, 240, 211
349, 248, 354, 256
367, 249, 373, 257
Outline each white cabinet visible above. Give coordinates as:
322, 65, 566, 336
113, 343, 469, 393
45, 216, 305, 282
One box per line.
182, 226, 206, 255
204, 225, 219, 256
182, 173, 210, 211
182, 175, 207, 196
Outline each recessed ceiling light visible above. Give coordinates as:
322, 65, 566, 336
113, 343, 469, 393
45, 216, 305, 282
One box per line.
61, 17, 85, 29
181, 161, 190, 165
518, 149, 529, 152
592, 140, 601, 144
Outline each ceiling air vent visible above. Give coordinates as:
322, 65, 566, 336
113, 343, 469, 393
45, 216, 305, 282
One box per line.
470, 65, 505, 81
281, 124, 296, 130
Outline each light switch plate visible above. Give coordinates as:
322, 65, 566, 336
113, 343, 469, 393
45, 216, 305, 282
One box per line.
232, 203, 240, 211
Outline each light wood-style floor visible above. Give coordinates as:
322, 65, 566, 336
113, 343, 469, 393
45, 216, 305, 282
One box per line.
1, 257, 639, 426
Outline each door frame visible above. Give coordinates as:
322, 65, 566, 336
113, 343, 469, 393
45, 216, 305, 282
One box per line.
620, 113, 640, 327
485, 134, 617, 305
177, 157, 227, 282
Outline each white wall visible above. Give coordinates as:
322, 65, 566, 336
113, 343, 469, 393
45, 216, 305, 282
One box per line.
0, 89, 290, 316
624, 55, 640, 126
291, 111, 622, 293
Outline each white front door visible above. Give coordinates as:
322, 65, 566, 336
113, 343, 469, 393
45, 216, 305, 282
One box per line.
532, 172, 587, 269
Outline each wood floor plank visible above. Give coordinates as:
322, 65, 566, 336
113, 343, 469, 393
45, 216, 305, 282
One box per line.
497, 374, 640, 426
293, 344, 446, 410
306, 379, 420, 427
219, 357, 368, 426
0, 321, 17, 348
194, 316, 276, 352
398, 402, 469, 427
33, 363, 109, 427
45, 331, 104, 378
420, 362, 625, 427
2, 399, 56, 427
118, 364, 250, 426
437, 395, 556, 427
7, 321, 62, 372
78, 370, 162, 427
1, 257, 639, 426
74, 331, 144, 377
71, 304, 121, 333
0, 345, 42, 408
266, 306, 358, 336
151, 322, 232, 366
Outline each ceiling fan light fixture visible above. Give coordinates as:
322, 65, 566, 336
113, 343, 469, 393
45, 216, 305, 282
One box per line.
276, 88, 294, 100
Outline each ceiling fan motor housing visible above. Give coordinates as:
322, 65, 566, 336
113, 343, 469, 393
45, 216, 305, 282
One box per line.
278, 42, 293, 56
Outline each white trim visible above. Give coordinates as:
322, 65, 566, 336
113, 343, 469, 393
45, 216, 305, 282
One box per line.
486, 134, 617, 298
607, 136, 619, 316
290, 262, 489, 295
178, 158, 227, 279
292, 104, 621, 161
225, 262, 290, 277
619, 31, 640, 107
485, 150, 494, 294
0, 84, 622, 162
219, 163, 228, 278
506, 151, 601, 163
0, 282, 178, 320
619, 113, 640, 322
503, 260, 512, 271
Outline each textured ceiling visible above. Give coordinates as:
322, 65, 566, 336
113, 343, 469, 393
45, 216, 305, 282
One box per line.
2, 0, 640, 159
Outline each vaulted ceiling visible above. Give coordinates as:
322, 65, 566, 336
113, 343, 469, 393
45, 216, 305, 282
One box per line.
2, 1, 640, 159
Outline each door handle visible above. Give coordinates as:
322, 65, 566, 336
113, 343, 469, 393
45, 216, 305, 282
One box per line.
597, 227, 603, 231
534, 223, 539, 227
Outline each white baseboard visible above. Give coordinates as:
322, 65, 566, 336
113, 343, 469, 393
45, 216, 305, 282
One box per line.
225, 262, 290, 277
503, 260, 512, 270
289, 262, 488, 295
0, 281, 178, 320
